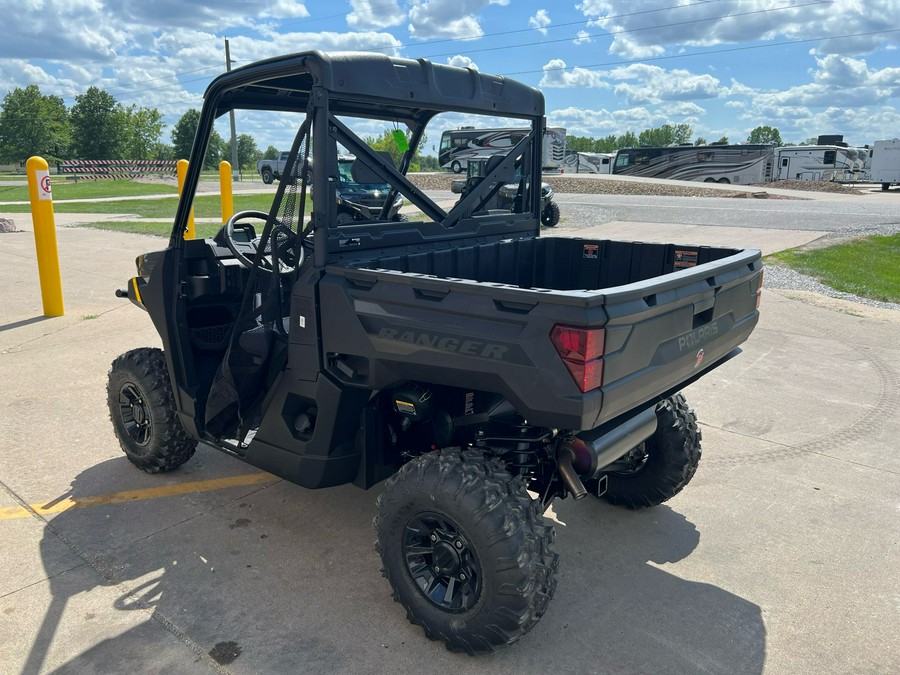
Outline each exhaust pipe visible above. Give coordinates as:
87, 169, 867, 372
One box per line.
556, 440, 588, 500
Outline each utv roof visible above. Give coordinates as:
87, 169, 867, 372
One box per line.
204, 50, 544, 122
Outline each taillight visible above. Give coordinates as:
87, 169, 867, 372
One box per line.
550, 325, 605, 392
756, 268, 764, 309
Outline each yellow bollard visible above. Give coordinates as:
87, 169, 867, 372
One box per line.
176, 159, 196, 240
219, 161, 234, 224
26, 156, 64, 317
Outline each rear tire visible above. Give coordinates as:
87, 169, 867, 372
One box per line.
704, 177, 716, 183
717, 177, 731, 184
335, 212, 355, 225
108, 348, 196, 473
882, 183, 890, 191
541, 201, 560, 227
261, 168, 274, 184
598, 394, 701, 509
375, 449, 558, 654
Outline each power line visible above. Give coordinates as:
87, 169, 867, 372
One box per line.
503, 28, 900, 78
418, 0, 833, 60
76, 0, 728, 102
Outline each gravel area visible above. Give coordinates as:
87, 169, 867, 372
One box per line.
764, 220, 900, 311
763, 265, 900, 312
408, 172, 868, 198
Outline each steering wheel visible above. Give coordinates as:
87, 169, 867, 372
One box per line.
222, 210, 304, 271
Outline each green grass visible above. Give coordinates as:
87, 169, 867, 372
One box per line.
0, 178, 178, 202
0, 193, 300, 218
768, 233, 900, 303
84, 220, 224, 239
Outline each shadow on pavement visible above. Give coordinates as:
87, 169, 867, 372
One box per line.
546, 498, 766, 674
31, 457, 765, 674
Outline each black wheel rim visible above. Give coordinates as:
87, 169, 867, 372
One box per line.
609, 441, 650, 477
118, 383, 151, 446
402, 512, 481, 612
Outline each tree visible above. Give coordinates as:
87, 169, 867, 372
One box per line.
236, 133, 261, 169
364, 128, 429, 169
694, 137, 707, 146
171, 109, 224, 169
120, 105, 165, 159
0, 85, 70, 162
616, 131, 639, 148
566, 135, 595, 152
171, 109, 201, 161
263, 145, 280, 160
70, 87, 125, 159
746, 125, 783, 146
716, 136, 729, 144
638, 123, 693, 147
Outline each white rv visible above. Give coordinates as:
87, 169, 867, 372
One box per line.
438, 126, 566, 173
612, 144, 774, 184
562, 152, 615, 174
776, 145, 861, 182
869, 139, 900, 190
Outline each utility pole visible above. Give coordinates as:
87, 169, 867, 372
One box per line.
225, 38, 240, 181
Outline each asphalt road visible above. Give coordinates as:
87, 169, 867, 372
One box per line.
554, 192, 900, 234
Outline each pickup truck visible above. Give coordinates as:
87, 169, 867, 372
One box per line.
257, 151, 289, 184
108, 51, 763, 655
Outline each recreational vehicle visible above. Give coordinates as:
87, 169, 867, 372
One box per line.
562, 151, 615, 174
439, 126, 566, 173
775, 145, 861, 182
612, 144, 774, 184
869, 139, 900, 190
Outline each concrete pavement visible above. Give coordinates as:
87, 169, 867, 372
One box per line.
0, 208, 898, 674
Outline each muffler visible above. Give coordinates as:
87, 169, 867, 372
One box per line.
556, 406, 659, 495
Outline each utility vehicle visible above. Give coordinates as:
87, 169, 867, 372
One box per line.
108, 51, 763, 654
450, 154, 560, 226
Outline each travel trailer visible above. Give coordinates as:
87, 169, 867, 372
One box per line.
869, 139, 900, 190
562, 151, 615, 174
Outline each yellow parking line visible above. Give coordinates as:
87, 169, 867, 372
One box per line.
0, 472, 277, 521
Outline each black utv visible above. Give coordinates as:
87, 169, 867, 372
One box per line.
109, 51, 762, 654
451, 153, 560, 227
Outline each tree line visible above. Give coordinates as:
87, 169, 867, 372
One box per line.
0, 85, 275, 170
566, 124, 807, 153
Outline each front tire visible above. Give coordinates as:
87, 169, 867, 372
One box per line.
599, 393, 701, 509
375, 449, 558, 654
451, 160, 462, 174
107, 348, 196, 473
541, 201, 560, 227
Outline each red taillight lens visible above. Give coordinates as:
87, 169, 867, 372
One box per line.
550, 325, 606, 392
550, 325, 605, 361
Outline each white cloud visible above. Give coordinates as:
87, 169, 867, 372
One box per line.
609, 64, 722, 104
529, 10, 551, 35
347, 0, 405, 30
576, 0, 899, 60
539, 59, 609, 88
574, 30, 592, 45
447, 55, 479, 70
408, 0, 510, 40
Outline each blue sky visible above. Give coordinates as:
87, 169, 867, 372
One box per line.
2, 0, 898, 152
